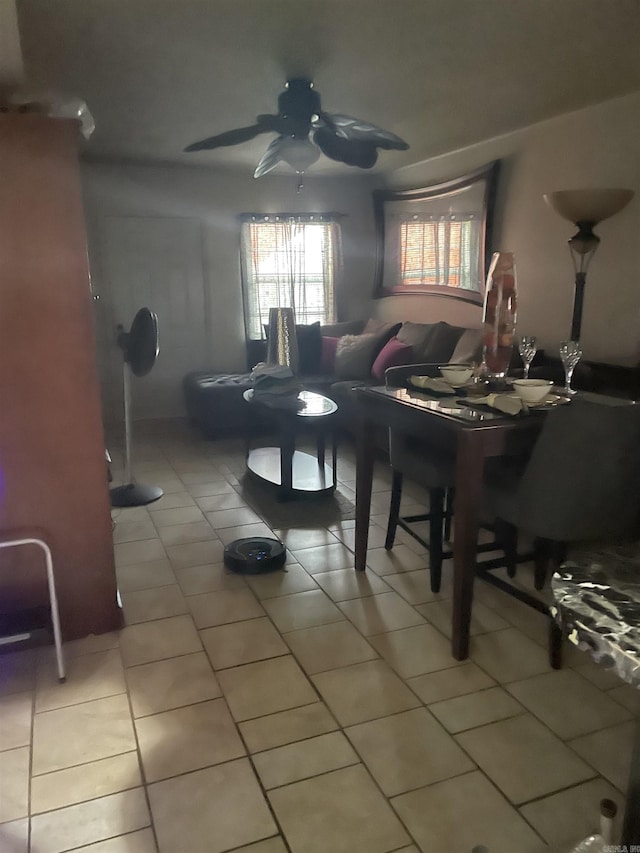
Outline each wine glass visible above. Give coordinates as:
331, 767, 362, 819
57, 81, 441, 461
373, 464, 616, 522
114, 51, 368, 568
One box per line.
518, 336, 537, 379
559, 340, 582, 395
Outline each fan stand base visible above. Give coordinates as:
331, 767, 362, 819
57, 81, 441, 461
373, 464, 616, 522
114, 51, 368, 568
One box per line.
110, 483, 164, 508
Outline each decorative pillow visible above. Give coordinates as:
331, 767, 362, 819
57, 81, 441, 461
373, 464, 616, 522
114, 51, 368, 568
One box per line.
361, 318, 403, 361
423, 321, 468, 364
450, 328, 483, 364
371, 337, 413, 381
334, 333, 380, 381
320, 336, 340, 374
396, 322, 439, 361
319, 319, 365, 338
295, 322, 322, 374
363, 317, 394, 335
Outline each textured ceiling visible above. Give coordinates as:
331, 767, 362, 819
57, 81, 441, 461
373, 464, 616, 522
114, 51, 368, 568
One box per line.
15, 0, 640, 175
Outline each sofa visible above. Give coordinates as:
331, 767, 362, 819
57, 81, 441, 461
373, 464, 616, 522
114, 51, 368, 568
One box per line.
183, 318, 486, 439
184, 317, 640, 441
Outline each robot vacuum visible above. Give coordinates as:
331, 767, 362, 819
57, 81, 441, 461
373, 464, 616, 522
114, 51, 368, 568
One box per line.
223, 537, 287, 575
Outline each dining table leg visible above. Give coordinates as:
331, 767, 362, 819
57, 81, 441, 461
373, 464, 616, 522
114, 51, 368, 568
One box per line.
355, 417, 375, 572
451, 429, 486, 660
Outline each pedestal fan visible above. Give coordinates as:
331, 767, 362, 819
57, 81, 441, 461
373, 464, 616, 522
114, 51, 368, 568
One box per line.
110, 308, 164, 508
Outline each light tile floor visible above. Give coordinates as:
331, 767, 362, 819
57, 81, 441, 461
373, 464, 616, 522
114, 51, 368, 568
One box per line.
0, 420, 635, 853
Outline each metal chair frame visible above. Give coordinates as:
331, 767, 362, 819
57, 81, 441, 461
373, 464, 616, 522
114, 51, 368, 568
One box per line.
0, 537, 66, 682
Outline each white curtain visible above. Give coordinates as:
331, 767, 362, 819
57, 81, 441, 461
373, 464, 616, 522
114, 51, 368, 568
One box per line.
240, 215, 339, 339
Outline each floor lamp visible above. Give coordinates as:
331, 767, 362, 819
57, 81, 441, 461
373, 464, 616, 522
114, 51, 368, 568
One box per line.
544, 189, 634, 340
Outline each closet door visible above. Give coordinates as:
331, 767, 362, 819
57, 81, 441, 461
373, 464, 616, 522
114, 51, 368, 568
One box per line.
0, 115, 120, 639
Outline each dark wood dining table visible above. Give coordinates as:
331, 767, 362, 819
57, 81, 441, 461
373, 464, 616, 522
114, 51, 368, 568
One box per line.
354, 384, 545, 660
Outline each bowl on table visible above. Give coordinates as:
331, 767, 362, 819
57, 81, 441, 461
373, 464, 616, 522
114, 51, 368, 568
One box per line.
439, 364, 474, 386
512, 378, 554, 404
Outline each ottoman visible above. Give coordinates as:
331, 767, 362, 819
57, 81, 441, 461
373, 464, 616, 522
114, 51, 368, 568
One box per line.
183, 371, 256, 438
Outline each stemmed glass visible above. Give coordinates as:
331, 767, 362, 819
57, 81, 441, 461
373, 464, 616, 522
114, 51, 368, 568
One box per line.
559, 340, 582, 395
518, 336, 537, 379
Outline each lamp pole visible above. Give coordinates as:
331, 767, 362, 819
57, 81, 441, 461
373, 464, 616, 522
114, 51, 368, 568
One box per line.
570, 271, 586, 341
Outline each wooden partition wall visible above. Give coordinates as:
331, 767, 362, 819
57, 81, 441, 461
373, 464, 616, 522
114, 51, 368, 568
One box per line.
0, 114, 120, 640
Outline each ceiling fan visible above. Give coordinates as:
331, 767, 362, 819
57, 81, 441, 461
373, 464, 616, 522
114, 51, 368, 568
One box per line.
184, 78, 409, 177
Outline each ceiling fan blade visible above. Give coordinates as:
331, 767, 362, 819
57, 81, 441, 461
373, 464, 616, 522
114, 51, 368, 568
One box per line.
256, 113, 303, 135
254, 136, 287, 178
322, 113, 409, 150
313, 127, 378, 169
184, 124, 270, 152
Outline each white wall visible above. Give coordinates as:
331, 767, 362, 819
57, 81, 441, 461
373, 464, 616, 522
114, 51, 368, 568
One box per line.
374, 91, 640, 365
81, 163, 377, 417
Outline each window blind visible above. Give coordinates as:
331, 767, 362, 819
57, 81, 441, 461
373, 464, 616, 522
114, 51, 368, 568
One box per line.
399, 220, 475, 290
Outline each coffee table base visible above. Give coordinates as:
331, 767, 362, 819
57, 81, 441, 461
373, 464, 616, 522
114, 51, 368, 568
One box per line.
247, 447, 336, 500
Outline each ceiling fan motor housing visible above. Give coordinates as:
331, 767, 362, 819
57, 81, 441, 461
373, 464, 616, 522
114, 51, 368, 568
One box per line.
278, 78, 321, 126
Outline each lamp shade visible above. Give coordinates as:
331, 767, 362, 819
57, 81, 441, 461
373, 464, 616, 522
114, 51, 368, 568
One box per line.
544, 189, 634, 224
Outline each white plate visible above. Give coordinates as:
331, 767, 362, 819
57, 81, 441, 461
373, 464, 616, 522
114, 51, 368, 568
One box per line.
510, 393, 570, 407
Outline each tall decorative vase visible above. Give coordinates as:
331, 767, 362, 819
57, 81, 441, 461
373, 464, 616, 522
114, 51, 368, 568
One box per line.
482, 251, 517, 378
266, 307, 299, 373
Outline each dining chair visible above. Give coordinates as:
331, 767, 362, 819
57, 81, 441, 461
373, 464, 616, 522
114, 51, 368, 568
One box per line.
382, 363, 457, 592
383, 362, 509, 593
484, 397, 640, 591
385, 431, 455, 592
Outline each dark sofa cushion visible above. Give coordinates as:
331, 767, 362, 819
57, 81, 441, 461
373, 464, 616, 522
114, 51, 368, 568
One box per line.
320, 319, 365, 338
426, 322, 468, 364
296, 322, 323, 374
363, 318, 401, 339
396, 320, 468, 364
450, 328, 483, 364
396, 322, 439, 361
363, 319, 403, 357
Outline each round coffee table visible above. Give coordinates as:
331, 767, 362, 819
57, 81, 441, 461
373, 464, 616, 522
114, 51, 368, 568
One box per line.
243, 389, 338, 500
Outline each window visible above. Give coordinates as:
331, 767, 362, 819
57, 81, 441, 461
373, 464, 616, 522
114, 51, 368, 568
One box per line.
374, 161, 500, 305
399, 219, 475, 290
240, 214, 340, 340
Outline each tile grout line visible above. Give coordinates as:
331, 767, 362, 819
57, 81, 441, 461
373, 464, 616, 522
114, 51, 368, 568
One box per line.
29, 432, 632, 850
117, 629, 159, 852
26, 669, 35, 852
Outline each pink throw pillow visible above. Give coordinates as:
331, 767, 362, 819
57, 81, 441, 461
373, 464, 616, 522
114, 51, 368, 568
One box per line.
371, 337, 413, 381
320, 336, 340, 374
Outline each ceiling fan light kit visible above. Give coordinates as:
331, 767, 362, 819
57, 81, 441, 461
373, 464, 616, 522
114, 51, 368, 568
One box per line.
277, 137, 320, 173
185, 78, 408, 178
